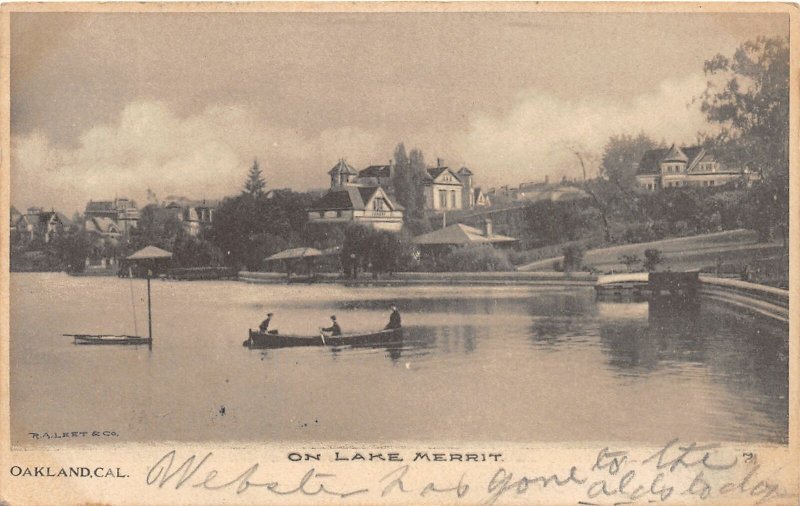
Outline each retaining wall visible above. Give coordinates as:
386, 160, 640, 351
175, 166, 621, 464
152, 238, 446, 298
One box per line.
237, 271, 597, 286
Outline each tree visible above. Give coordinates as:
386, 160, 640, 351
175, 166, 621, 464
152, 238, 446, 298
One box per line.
391, 143, 416, 218
600, 133, 661, 190
619, 254, 641, 273
341, 224, 372, 278
562, 244, 585, 272
573, 151, 612, 242
243, 159, 266, 197
131, 205, 184, 251
50, 229, 94, 273
408, 148, 428, 219
643, 248, 664, 272
206, 191, 311, 269
701, 36, 789, 244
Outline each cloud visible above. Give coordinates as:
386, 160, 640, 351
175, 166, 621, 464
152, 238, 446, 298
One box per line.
11, 74, 716, 214
11, 101, 389, 214
452, 74, 714, 187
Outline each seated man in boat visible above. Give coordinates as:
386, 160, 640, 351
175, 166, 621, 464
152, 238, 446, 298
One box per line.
385, 304, 401, 330
321, 315, 342, 336
258, 313, 278, 334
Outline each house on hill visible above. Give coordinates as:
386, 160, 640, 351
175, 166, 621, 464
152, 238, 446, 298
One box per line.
85, 216, 123, 239
14, 207, 66, 243
164, 197, 218, 236
423, 163, 465, 212
326, 157, 487, 213
635, 144, 755, 191
308, 185, 404, 232
355, 163, 394, 187
84, 198, 139, 238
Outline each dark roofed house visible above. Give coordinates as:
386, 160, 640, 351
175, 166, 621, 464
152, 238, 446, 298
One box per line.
15, 207, 65, 243
635, 144, 753, 191
308, 185, 403, 232
328, 159, 359, 188
164, 197, 219, 236
84, 198, 139, 237
356, 163, 394, 187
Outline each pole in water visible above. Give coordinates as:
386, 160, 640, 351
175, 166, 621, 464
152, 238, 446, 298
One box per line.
147, 269, 152, 340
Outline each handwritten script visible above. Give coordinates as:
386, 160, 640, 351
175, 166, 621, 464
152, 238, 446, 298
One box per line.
145, 439, 792, 504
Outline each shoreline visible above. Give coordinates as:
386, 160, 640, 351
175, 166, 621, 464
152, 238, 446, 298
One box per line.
236, 270, 598, 286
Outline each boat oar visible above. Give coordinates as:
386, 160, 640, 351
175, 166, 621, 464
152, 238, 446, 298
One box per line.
319, 328, 326, 346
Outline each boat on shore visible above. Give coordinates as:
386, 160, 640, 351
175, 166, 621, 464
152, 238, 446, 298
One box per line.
65, 334, 153, 345
244, 327, 403, 349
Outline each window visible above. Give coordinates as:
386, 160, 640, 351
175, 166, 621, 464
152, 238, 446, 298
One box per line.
336, 210, 343, 217
451, 190, 457, 208
439, 190, 448, 208
373, 198, 385, 211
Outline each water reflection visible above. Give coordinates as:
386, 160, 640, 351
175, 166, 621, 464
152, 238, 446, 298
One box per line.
598, 302, 706, 374
10, 274, 789, 444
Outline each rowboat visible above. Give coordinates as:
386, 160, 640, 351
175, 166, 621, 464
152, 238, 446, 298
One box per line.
65, 245, 171, 347
244, 327, 403, 349
65, 334, 153, 346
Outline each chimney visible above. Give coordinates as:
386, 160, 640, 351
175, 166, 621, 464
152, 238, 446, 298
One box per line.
483, 218, 493, 237
437, 158, 443, 168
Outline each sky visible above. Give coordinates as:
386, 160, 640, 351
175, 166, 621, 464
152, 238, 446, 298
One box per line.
10, 10, 789, 215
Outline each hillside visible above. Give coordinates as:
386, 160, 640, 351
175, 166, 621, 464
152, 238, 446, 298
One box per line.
517, 229, 785, 275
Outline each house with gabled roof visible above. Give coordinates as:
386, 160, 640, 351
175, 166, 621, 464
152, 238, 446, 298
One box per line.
14, 207, 66, 243
635, 144, 753, 191
164, 196, 219, 236
85, 216, 122, 238
308, 185, 404, 232
84, 198, 139, 238
422, 162, 464, 212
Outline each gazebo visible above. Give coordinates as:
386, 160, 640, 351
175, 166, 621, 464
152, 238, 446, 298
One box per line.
264, 247, 332, 279
413, 220, 517, 251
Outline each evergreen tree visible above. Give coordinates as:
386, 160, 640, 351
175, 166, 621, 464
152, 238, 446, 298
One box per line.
408, 148, 427, 219
243, 159, 266, 197
391, 143, 415, 219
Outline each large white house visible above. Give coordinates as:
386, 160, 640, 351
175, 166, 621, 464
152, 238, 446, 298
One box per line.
422, 165, 464, 212
635, 144, 755, 191
308, 185, 404, 232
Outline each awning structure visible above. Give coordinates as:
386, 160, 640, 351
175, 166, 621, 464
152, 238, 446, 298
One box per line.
264, 247, 324, 262
127, 245, 173, 260
412, 223, 517, 246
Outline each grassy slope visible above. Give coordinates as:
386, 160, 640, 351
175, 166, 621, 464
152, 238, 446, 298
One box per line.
517, 229, 785, 273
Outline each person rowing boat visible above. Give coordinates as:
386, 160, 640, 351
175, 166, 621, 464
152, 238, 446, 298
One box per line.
321, 315, 342, 336
385, 304, 401, 330
258, 312, 278, 334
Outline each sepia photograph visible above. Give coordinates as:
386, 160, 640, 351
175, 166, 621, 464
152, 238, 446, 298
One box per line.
1, 2, 796, 505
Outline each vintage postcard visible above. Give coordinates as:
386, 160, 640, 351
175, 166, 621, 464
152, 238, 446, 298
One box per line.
0, 2, 797, 505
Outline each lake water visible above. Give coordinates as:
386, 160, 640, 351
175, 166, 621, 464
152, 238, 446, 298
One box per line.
10, 273, 789, 445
